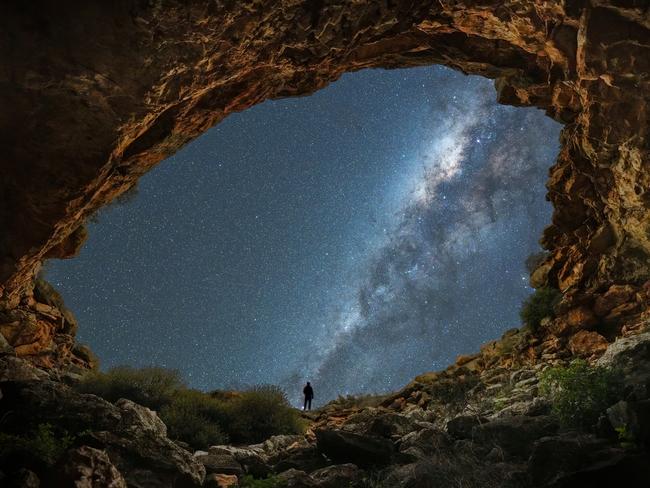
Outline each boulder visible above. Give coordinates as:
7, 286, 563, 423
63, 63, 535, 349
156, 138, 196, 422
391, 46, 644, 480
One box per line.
544, 454, 650, 488
446, 415, 483, 439
260, 435, 304, 454
381, 458, 525, 488
492, 397, 551, 419
0, 356, 48, 382
528, 433, 610, 485
6, 469, 40, 488
0, 333, 14, 355
195, 454, 243, 476
597, 331, 650, 400
0, 380, 205, 487
594, 285, 636, 317
471, 415, 558, 458
209, 436, 323, 477
568, 330, 608, 357
607, 400, 650, 446
566, 306, 598, 329
340, 408, 419, 438
315, 429, 394, 468
398, 427, 450, 461
115, 398, 167, 437
54, 446, 126, 488
382, 461, 442, 488
209, 445, 269, 478
529, 433, 650, 487
269, 443, 324, 474
277, 468, 317, 487
309, 463, 362, 488
204, 473, 238, 488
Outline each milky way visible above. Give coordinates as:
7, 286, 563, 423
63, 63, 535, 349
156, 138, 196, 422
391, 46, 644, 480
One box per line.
46, 66, 561, 405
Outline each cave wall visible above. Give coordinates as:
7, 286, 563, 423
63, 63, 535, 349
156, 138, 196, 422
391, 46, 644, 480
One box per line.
0, 0, 649, 367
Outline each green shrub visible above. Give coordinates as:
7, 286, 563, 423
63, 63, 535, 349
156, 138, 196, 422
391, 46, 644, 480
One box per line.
0, 423, 75, 467
76, 366, 184, 410
76, 367, 302, 447
224, 386, 303, 444
240, 474, 287, 488
520, 287, 561, 331
159, 389, 229, 448
539, 359, 623, 430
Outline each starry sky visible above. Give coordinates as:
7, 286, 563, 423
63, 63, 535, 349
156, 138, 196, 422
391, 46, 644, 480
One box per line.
46, 66, 561, 405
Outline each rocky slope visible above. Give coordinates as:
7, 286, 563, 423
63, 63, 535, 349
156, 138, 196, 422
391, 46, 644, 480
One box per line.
0, 0, 649, 367
2, 321, 650, 487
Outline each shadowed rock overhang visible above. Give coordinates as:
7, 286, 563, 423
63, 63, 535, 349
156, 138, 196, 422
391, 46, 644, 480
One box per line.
0, 1, 649, 367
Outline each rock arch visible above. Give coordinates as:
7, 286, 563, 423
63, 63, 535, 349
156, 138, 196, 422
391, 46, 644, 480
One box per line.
1, 1, 648, 366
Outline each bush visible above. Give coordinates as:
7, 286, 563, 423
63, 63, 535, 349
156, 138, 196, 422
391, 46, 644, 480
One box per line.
539, 359, 623, 430
76, 367, 303, 448
224, 386, 303, 444
0, 423, 75, 467
520, 287, 561, 331
159, 389, 229, 448
76, 366, 184, 411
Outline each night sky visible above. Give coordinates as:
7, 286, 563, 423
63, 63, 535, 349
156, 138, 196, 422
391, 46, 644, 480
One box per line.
47, 66, 561, 405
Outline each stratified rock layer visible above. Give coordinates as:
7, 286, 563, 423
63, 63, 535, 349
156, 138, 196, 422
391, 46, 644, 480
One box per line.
0, 1, 649, 364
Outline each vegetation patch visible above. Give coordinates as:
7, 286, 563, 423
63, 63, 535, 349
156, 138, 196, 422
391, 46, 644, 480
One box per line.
539, 359, 623, 430
222, 385, 305, 444
0, 423, 77, 467
76, 367, 303, 448
77, 366, 183, 411
159, 389, 229, 447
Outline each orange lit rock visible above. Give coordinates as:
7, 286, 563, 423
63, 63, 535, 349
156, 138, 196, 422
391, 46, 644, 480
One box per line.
566, 306, 598, 329
568, 330, 609, 358
205, 473, 238, 488
594, 285, 636, 317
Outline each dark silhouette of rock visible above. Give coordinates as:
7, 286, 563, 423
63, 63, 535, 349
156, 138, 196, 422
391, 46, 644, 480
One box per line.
194, 454, 243, 476
446, 415, 484, 439
53, 446, 126, 488
470, 415, 559, 458
315, 429, 394, 468
0, 379, 205, 487
309, 463, 362, 488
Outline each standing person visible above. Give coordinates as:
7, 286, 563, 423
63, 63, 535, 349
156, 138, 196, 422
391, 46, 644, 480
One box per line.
303, 381, 314, 411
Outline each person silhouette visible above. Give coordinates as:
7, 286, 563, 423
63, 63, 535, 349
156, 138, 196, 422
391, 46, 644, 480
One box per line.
303, 381, 314, 411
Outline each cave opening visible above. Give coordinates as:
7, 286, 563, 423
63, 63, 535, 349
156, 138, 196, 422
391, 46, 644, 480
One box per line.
44, 65, 562, 404
4, 2, 650, 485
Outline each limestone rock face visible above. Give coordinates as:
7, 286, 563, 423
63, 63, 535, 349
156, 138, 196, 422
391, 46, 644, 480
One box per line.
0, 1, 649, 362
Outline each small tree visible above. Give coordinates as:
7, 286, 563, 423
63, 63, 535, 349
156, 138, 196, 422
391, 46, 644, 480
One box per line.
520, 287, 561, 331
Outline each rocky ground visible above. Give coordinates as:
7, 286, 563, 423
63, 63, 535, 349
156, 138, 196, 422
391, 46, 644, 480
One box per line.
2, 313, 650, 487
